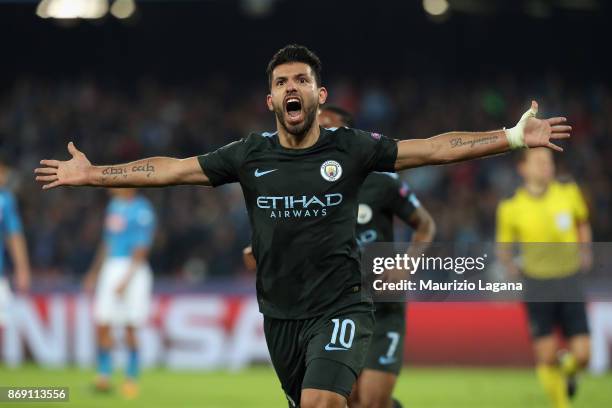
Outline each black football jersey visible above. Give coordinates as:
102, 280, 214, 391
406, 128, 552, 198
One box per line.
198, 127, 398, 318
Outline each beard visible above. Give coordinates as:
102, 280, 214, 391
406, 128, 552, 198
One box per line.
274, 101, 318, 138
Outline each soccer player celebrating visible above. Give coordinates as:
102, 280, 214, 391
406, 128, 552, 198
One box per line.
0, 155, 30, 328
496, 148, 590, 408
83, 188, 156, 399
243, 105, 437, 408
36, 45, 570, 408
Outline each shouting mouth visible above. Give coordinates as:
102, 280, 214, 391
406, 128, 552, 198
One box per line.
284, 96, 304, 125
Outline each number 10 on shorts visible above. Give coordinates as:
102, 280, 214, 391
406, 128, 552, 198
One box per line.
325, 318, 355, 351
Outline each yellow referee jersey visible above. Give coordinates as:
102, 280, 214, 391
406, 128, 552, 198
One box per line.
496, 181, 589, 279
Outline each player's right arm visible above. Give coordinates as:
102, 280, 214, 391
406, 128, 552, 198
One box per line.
242, 245, 257, 272
83, 244, 107, 293
495, 200, 520, 278
35, 142, 210, 189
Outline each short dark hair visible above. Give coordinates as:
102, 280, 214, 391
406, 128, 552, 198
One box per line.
267, 44, 322, 88
320, 105, 355, 127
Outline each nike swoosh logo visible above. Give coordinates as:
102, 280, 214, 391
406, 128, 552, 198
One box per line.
324, 344, 349, 352
378, 356, 397, 365
254, 169, 278, 177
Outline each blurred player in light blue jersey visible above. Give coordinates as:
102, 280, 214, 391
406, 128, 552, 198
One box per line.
0, 155, 30, 328
83, 188, 156, 398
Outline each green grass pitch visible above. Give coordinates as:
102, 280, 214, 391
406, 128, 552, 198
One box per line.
1, 365, 611, 407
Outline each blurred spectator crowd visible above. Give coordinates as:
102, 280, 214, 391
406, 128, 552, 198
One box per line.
1, 74, 610, 283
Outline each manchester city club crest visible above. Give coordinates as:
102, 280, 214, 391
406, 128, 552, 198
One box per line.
320, 160, 343, 182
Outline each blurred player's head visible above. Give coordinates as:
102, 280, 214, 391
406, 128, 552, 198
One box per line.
266, 44, 327, 137
318, 105, 355, 128
109, 188, 137, 199
517, 147, 555, 186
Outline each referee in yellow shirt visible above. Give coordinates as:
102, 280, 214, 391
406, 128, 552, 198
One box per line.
496, 148, 591, 408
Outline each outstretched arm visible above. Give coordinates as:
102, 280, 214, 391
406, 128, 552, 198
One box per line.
35, 142, 209, 189
394, 101, 571, 170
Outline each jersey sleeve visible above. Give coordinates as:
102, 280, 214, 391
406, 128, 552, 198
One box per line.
387, 175, 420, 222
495, 200, 516, 243
2, 192, 23, 236
568, 183, 589, 223
197, 139, 245, 187
352, 129, 398, 173
133, 203, 156, 249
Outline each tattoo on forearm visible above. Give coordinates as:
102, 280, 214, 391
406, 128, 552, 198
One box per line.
450, 135, 499, 149
132, 162, 155, 177
102, 166, 127, 180
100, 161, 156, 184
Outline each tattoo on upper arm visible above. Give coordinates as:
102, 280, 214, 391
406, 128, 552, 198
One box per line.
450, 135, 498, 148
132, 162, 155, 177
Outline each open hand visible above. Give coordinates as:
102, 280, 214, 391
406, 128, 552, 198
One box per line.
518, 101, 572, 151
35, 142, 92, 189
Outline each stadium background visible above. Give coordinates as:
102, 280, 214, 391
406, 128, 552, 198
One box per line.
1, 0, 611, 407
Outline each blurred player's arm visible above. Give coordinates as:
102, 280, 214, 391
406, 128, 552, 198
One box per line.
572, 183, 593, 272
2, 193, 30, 292
387, 185, 435, 281
6, 232, 31, 292
115, 247, 149, 296
83, 244, 107, 293
496, 245, 519, 279
392, 186, 436, 255
578, 221, 593, 272
394, 101, 571, 170
35, 142, 210, 189
116, 204, 155, 295
243, 245, 257, 272
384, 207, 436, 283
407, 207, 436, 247
495, 201, 520, 278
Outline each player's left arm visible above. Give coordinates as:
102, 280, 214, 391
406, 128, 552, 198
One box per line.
572, 183, 592, 272
406, 206, 436, 247
394, 101, 571, 170
3, 194, 30, 292
389, 180, 436, 248
577, 222, 593, 272
6, 233, 31, 293
387, 182, 435, 280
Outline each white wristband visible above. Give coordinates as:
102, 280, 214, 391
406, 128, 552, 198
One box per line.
504, 126, 527, 150
505, 103, 538, 150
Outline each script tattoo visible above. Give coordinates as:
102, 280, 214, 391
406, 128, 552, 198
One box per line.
101, 166, 127, 179
450, 135, 498, 149
132, 162, 155, 177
